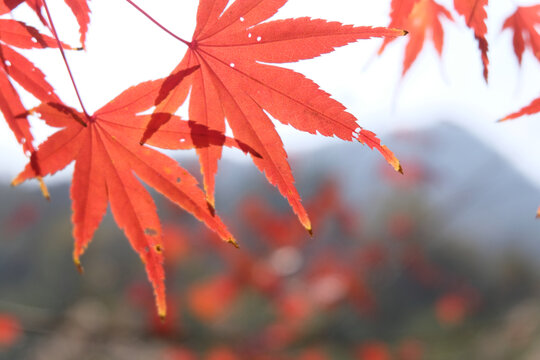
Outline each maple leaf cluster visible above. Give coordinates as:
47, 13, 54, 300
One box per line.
379, 0, 540, 214
1, 0, 407, 317
378, 0, 540, 121
2, 0, 539, 318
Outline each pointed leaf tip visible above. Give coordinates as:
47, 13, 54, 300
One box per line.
228, 238, 239, 248
74, 259, 84, 274
10, 177, 20, 187
155, 292, 167, 320
307, 226, 313, 237
38, 177, 50, 200
536, 207, 540, 219
387, 155, 403, 174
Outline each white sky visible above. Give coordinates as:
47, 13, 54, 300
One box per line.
1, 0, 540, 187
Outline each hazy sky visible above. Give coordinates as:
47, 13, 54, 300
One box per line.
1, 0, 540, 187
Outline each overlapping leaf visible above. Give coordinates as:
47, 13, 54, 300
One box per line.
0, 18, 69, 196
502, 5, 540, 65
379, 0, 419, 53
500, 96, 540, 122
379, 0, 453, 76
12, 79, 246, 317
454, 0, 489, 81
500, 7, 540, 121
142, 0, 406, 233
0, 0, 91, 47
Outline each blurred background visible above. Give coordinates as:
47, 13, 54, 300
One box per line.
2, 0, 540, 359
2, 123, 540, 359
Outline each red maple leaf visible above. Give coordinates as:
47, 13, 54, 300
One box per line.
453, 0, 489, 81
63, 0, 91, 48
12, 79, 246, 318
502, 5, 540, 65
500, 95, 540, 122
0, 18, 71, 197
379, 0, 420, 53
379, 0, 453, 76
498, 7, 540, 143
138, 0, 406, 233
499, 7, 540, 149
0, 0, 91, 47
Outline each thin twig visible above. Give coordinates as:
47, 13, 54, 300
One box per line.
124, 0, 191, 46
41, 0, 90, 120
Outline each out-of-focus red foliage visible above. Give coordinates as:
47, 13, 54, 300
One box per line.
356, 243, 388, 270
205, 346, 239, 360
380, 159, 431, 188
126, 282, 180, 336
297, 348, 330, 360
356, 341, 392, 360
240, 196, 309, 248
401, 244, 443, 287
388, 214, 415, 240
3, 203, 39, 236
259, 322, 298, 351
277, 291, 314, 325
162, 346, 197, 360
307, 254, 376, 313
240, 179, 360, 246
0, 313, 21, 348
397, 339, 424, 360
188, 275, 239, 323
162, 224, 191, 266
118, 178, 487, 358
435, 292, 469, 326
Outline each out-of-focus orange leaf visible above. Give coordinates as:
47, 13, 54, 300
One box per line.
0, 314, 21, 348
500, 95, 540, 122
454, 0, 489, 81
435, 293, 469, 326
277, 292, 314, 324
188, 275, 239, 322
502, 5, 540, 64
162, 224, 191, 266
380, 0, 453, 76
